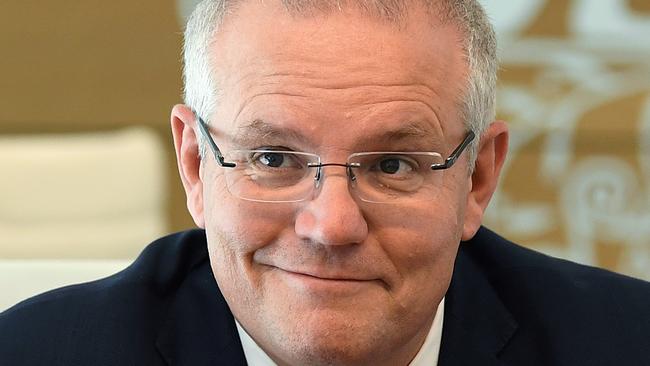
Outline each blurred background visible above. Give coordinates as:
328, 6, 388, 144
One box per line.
1, 0, 649, 310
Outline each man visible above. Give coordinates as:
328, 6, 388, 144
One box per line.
1, 0, 649, 365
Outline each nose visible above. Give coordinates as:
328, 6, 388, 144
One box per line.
294, 167, 368, 246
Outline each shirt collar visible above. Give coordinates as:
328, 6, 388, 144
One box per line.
235, 297, 445, 366
235, 320, 277, 366
409, 297, 445, 366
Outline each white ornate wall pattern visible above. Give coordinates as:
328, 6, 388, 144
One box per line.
481, 0, 650, 280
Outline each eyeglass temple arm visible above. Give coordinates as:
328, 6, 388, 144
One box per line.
196, 116, 236, 168
430, 131, 476, 171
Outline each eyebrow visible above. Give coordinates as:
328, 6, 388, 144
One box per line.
229, 119, 441, 149
230, 119, 310, 147
374, 121, 439, 144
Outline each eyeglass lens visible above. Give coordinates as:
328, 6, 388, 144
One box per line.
220, 150, 446, 203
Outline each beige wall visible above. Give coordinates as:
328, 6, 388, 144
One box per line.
0, 0, 194, 232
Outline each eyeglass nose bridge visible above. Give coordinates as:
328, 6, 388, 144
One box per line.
307, 162, 362, 185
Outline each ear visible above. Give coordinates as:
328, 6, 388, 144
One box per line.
171, 104, 205, 228
461, 121, 509, 240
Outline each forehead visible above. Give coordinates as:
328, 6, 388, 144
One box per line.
210, 0, 467, 146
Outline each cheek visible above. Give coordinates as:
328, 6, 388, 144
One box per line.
201, 174, 297, 286
202, 179, 297, 311
379, 214, 460, 280
371, 198, 463, 306
443, 165, 471, 219
202, 170, 293, 253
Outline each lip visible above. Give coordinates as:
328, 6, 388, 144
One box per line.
270, 266, 381, 295
281, 268, 374, 282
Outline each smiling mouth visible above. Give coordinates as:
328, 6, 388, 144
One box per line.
285, 269, 370, 282
268, 265, 383, 294
270, 265, 374, 282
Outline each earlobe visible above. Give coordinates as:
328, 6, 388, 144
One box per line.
461, 121, 509, 241
171, 104, 206, 228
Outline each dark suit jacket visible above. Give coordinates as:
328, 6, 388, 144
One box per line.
1, 227, 649, 365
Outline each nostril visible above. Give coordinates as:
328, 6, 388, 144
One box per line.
294, 199, 369, 246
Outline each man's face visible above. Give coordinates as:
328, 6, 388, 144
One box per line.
192, 2, 473, 365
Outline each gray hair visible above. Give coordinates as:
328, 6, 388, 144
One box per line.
182, 0, 497, 167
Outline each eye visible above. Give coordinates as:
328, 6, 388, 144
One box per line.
379, 158, 401, 174
258, 152, 285, 168
249, 150, 307, 170
375, 156, 416, 175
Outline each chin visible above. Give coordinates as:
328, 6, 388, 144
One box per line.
279, 334, 385, 366
262, 307, 399, 366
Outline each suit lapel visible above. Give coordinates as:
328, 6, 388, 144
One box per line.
155, 260, 247, 366
438, 241, 518, 366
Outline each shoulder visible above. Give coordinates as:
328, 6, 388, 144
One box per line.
459, 227, 650, 363
0, 229, 208, 365
462, 227, 650, 303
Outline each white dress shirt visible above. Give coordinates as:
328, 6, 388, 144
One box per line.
235, 298, 445, 366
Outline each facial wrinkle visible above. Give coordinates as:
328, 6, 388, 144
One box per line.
297, 82, 446, 132
230, 118, 312, 148
230, 90, 310, 132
